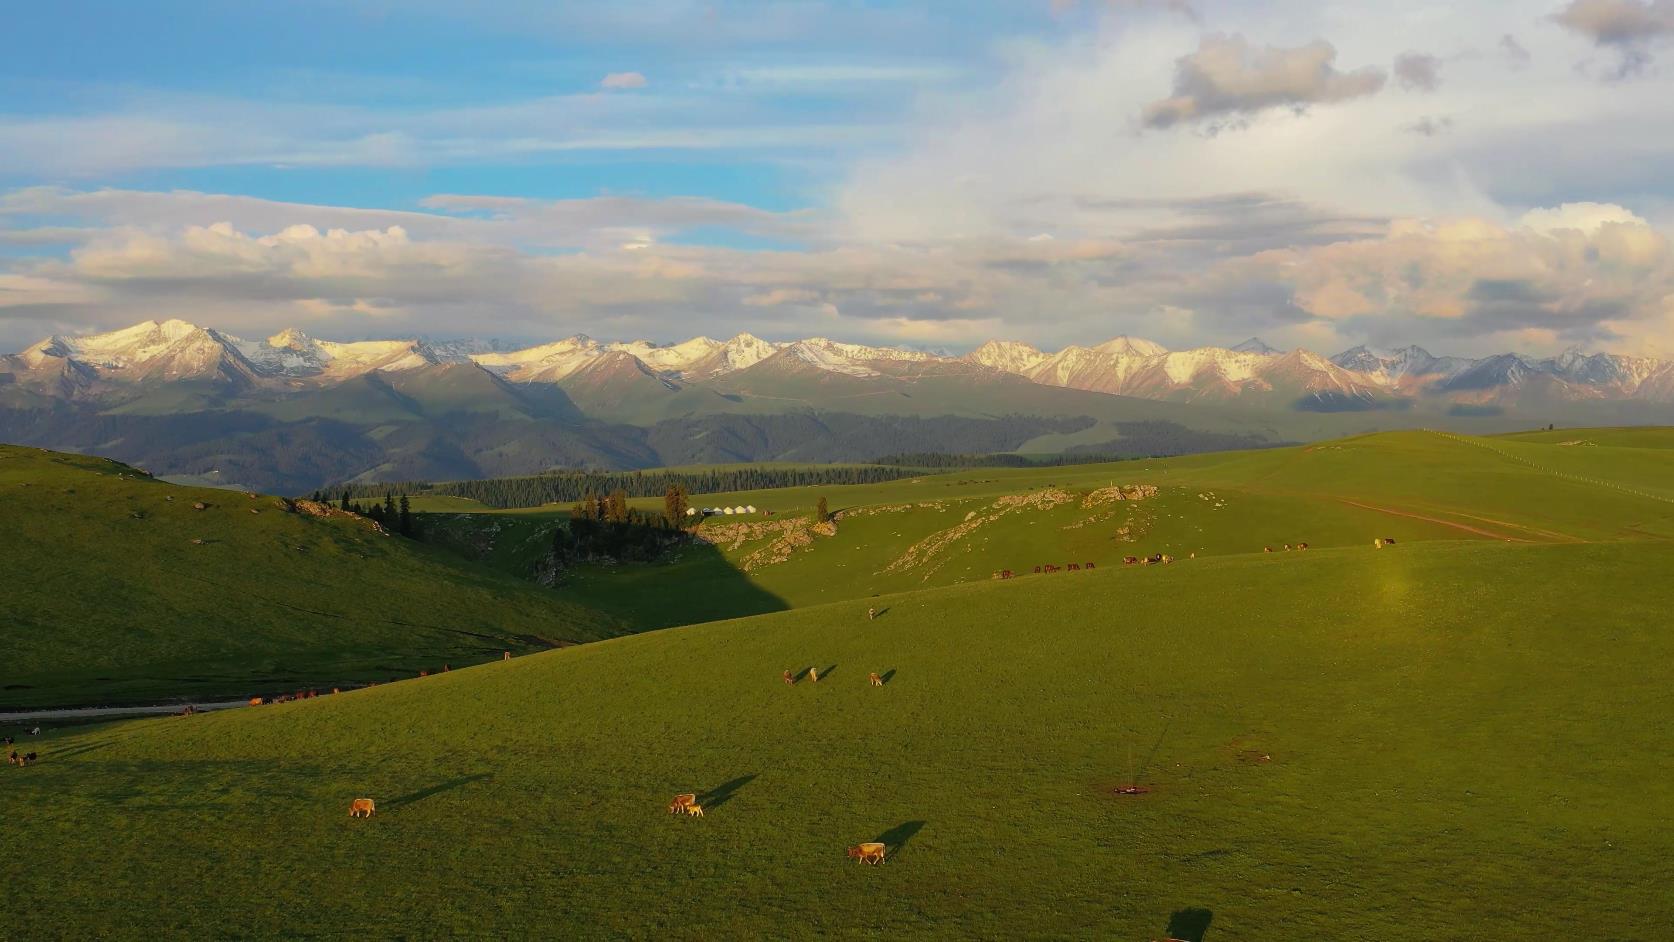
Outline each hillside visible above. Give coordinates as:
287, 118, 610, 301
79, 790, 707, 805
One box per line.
423, 430, 1674, 628
0, 446, 622, 708
6, 537, 1672, 937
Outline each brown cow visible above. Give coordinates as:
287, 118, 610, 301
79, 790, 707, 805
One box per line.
1374, 537, 1396, 548
783, 669, 795, 686
1297, 542, 1308, 550
1067, 563, 1081, 572
847, 843, 887, 865
683, 803, 705, 817
668, 793, 697, 814
1084, 562, 1095, 570
248, 697, 264, 706
869, 672, 883, 687
1123, 556, 1139, 565
349, 798, 376, 818
1264, 546, 1273, 553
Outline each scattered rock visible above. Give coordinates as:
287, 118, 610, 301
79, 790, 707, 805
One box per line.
192, 502, 208, 510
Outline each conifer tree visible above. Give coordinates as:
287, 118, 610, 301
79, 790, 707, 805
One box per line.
398, 494, 412, 536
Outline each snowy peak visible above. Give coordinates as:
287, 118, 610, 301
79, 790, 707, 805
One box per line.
967, 340, 1048, 374
1092, 335, 1168, 357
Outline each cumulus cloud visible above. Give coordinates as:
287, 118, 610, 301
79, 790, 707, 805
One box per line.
1553, 0, 1674, 75
599, 71, 648, 89
1141, 35, 1387, 130
1252, 207, 1673, 346
1394, 52, 1442, 91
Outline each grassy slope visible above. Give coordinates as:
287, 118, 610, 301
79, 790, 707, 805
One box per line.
6, 538, 1672, 938
0, 446, 620, 708
532, 430, 1674, 627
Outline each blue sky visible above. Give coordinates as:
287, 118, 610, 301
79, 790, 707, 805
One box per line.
4, 0, 1674, 356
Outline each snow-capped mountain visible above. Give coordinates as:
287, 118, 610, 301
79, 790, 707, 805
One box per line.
6, 318, 1674, 411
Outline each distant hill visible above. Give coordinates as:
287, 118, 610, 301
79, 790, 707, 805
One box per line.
6, 318, 1673, 490
0, 445, 621, 708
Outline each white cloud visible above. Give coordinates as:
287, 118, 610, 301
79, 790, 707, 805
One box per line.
1553, 0, 1674, 75
1142, 35, 1387, 129
599, 71, 648, 89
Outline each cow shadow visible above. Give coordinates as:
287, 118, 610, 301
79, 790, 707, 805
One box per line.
818, 665, 838, 681
699, 774, 756, 811
872, 607, 891, 619
1166, 907, 1213, 941
879, 669, 897, 685
386, 772, 493, 809
876, 820, 926, 858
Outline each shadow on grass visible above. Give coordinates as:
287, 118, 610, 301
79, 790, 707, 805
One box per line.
876, 820, 926, 858
1133, 718, 1173, 783
879, 669, 897, 685
699, 774, 756, 811
818, 665, 838, 681
1166, 907, 1213, 941
387, 772, 493, 809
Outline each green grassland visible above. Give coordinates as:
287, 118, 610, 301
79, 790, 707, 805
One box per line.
431, 430, 1674, 629
5, 537, 1672, 938
0, 445, 620, 708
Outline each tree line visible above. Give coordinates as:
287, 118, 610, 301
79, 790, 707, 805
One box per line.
309, 490, 417, 537
328, 465, 932, 509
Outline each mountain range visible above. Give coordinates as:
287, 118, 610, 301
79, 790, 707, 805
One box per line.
3, 318, 1672, 491
9, 318, 1674, 410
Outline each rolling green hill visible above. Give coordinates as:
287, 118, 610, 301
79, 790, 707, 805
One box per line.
6, 536, 1672, 938
0, 445, 622, 708
424, 430, 1674, 629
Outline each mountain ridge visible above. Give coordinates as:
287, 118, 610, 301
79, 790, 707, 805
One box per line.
9, 318, 1674, 410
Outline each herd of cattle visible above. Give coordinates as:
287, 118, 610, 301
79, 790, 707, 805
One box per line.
989, 536, 1403, 581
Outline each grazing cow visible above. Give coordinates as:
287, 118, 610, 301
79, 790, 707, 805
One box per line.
1085, 562, 1095, 570
1045, 564, 1061, 573
1144, 554, 1164, 565
1264, 546, 1273, 553
1297, 542, 1309, 550
669, 794, 697, 814
23, 752, 36, 765
869, 672, 883, 687
6, 751, 17, 766
419, 670, 429, 678
1160, 554, 1175, 564
683, 803, 705, 817
29, 727, 40, 736
1374, 537, 1397, 548
808, 667, 819, 683
1068, 563, 1081, 572
867, 607, 876, 621
783, 669, 795, 686
1123, 556, 1140, 566
332, 688, 340, 695
847, 843, 887, 865
1033, 565, 1043, 574
1283, 543, 1292, 551
503, 651, 512, 661
2, 736, 12, 746
349, 798, 376, 818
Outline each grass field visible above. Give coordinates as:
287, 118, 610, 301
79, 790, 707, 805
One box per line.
5, 535, 1672, 938
424, 430, 1674, 630
0, 446, 620, 708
